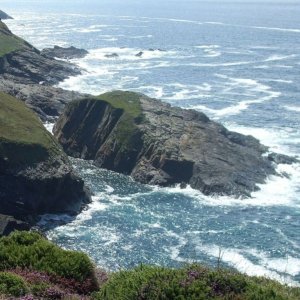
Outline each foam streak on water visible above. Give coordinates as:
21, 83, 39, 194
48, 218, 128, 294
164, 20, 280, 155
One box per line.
4, 2, 300, 286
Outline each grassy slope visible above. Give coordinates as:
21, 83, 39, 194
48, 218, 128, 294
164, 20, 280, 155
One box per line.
0, 92, 61, 165
0, 21, 26, 57
96, 91, 143, 150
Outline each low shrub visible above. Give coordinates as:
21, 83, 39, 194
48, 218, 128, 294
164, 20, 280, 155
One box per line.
0, 271, 28, 297
0, 231, 98, 292
92, 264, 300, 300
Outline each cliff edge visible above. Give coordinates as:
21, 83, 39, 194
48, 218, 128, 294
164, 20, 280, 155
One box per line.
0, 91, 90, 233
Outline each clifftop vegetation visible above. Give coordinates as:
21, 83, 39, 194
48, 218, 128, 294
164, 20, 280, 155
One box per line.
0, 91, 61, 166
0, 231, 299, 299
0, 21, 27, 57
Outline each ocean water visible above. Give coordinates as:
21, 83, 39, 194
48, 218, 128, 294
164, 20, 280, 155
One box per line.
3, 0, 300, 285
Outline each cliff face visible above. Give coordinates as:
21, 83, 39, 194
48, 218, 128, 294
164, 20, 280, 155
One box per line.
54, 91, 292, 197
0, 21, 84, 121
0, 92, 90, 227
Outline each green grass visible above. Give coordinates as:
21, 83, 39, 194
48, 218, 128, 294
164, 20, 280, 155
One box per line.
96, 91, 143, 119
96, 91, 144, 151
93, 264, 300, 300
0, 21, 26, 57
0, 91, 62, 165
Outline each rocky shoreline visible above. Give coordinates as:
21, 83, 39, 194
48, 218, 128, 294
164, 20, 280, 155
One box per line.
0, 17, 297, 234
0, 19, 91, 233
53, 91, 297, 198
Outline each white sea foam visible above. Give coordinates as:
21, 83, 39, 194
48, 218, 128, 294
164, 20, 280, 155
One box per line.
284, 105, 300, 112
164, 83, 212, 100
80, 47, 174, 61
196, 244, 299, 286
225, 125, 298, 155
264, 79, 293, 84
252, 26, 300, 33
74, 28, 103, 33
128, 35, 153, 39
245, 248, 300, 277
191, 76, 280, 117
202, 21, 300, 34
188, 61, 252, 67
135, 85, 164, 98
264, 54, 297, 62
74, 194, 109, 222
195, 45, 221, 57
44, 122, 55, 133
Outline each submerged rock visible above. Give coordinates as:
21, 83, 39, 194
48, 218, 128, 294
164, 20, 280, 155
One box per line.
135, 51, 144, 57
53, 91, 287, 198
104, 53, 119, 58
0, 92, 90, 231
41, 45, 88, 59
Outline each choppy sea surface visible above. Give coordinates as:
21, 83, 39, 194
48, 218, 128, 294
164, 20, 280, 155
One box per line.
3, 0, 300, 285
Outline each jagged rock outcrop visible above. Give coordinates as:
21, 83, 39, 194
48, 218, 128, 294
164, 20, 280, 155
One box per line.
41, 45, 88, 59
54, 91, 295, 197
0, 10, 13, 20
0, 21, 85, 121
0, 91, 90, 233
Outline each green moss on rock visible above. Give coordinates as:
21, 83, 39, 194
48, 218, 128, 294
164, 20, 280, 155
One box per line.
0, 91, 61, 166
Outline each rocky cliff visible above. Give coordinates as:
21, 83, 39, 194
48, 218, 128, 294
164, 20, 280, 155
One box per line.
0, 91, 90, 232
54, 91, 294, 197
0, 20, 85, 121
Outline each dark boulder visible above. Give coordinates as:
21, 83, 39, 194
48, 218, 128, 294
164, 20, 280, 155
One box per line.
135, 51, 144, 57
41, 45, 88, 59
104, 53, 119, 58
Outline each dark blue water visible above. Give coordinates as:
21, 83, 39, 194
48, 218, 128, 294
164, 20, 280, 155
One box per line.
3, 0, 300, 285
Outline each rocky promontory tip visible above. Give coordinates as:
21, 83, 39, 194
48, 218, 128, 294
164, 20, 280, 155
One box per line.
0, 10, 13, 20
41, 45, 88, 59
0, 92, 90, 233
0, 20, 85, 121
53, 91, 293, 198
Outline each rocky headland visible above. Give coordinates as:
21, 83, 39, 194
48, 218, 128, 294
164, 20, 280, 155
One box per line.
0, 91, 90, 234
0, 10, 12, 20
53, 91, 295, 198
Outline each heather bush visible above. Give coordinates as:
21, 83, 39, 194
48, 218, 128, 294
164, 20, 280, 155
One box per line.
0, 271, 28, 297
0, 231, 97, 289
92, 264, 300, 300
